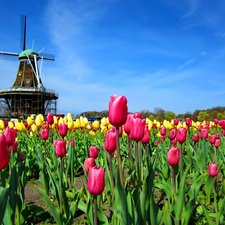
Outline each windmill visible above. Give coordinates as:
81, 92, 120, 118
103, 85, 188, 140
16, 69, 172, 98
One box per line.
0, 15, 58, 119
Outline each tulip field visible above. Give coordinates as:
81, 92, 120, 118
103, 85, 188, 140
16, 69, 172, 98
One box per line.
0, 95, 225, 225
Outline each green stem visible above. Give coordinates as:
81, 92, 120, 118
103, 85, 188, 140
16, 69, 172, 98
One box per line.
116, 127, 123, 188
136, 141, 141, 191
44, 140, 46, 163
180, 143, 183, 178
127, 136, 135, 170
94, 195, 97, 225
60, 157, 63, 215
172, 167, 176, 200
109, 153, 114, 200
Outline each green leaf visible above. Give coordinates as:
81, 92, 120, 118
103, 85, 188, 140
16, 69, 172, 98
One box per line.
162, 202, 172, 225
97, 209, 109, 225
87, 197, 94, 225
0, 187, 9, 224
205, 175, 212, 204
36, 186, 63, 224
201, 203, 214, 225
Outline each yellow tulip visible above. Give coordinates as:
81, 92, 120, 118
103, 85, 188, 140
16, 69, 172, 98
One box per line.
89, 130, 96, 137
183, 123, 187, 129
52, 123, 56, 129
27, 116, 33, 126
8, 121, 14, 128
168, 123, 173, 130
30, 131, 34, 137
38, 114, 44, 122
101, 126, 108, 135
93, 121, 100, 130
177, 123, 183, 129
86, 124, 91, 130
0, 120, 5, 130
123, 130, 127, 137
156, 132, 161, 138
156, 122, 161, 128
148, 121, 153, 131
35, 115, 42, 127
0, 130, 3, 133
74, 119, 81, 128
84, 117, 88, 125
67, 113, 72, 120
31, 124, 38, 133
108, 124, 113, 130
101, 117, 108, 126
59, 117, 64, 125
146, 118, 150, 124
68, 119, 74, 130
80, 117, 86, 128
54, 116, 58, 124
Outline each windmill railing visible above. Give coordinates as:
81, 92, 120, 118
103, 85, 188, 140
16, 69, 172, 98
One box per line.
0, 87, 59, 97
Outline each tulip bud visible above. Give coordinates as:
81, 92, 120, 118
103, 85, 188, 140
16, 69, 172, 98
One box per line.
215, 139, 220, 148
59, 123, 68, 138
47, 113, 54, 125
200, 128, 209, 139
4, 127, 17, 146
176, 128, 187, 144
160, 127, 167, 136
208, 163, 218, 177
168, 146, 180, 167
171, 137, 177, 145
215, 133, 220, 139
214, 119, 218, 124
124, 113, 134, 134
84, 158, 95, 173
169, 129, 176, 140
155, 141, 159, 146
108, 94, 128, 127
0, 133, 10, 170
41, 129, 49, 140
68, 139, 75, 148
161, 136, 165, 142
141, 125, 150, 144
193, 133, 200, 142
20, 151, 25, 162
223, 130, 225, 136
89, 145, 98, 159
129, 118, 146, 141
173, 118, 179, 125
9, 141, 18, 153
87, 167, 105, 196
105, 128, 116, 153
118, 126, 123, 137
210, 135, 216, 144
186, 118, 192, 127
55, 140, 67, 158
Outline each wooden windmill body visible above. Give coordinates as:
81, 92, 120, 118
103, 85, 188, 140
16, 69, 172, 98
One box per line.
0, 16, 58, 119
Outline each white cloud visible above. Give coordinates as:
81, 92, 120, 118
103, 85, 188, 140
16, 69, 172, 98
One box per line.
177, 58, 196, 70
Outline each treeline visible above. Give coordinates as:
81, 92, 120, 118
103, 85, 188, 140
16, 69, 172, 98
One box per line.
75, 106, 225, 122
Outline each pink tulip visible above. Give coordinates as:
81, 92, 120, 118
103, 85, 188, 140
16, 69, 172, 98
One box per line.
193, 133, 200, 142
168, 146, 180, 167
155, 141, 159, 146
4, 127, 17, 146
173, 118, 179, 125
223, 130, 225, 136
129, 118, 146, 141
160, 127, 167, 136
220, 120, 225, 129
208, 163, 218, 177
124, 113, 134, 134
215, 139, 220, 148
171, 137, 177, 145
161, 136, 165, 142
169, 129, 176, 140
53, 140, 59, 148
105, 128, 117, 153
214, 119, 218, 125
200, 128, 209, 139
141, 125, 150, 144
199, 124, 203, 131
118, 126, 123, 137
108, 94, 128, 127
41, 129, 49, 140
0, 133, 10, 170
59, 123, 68, 138
55, 140, 67, 158
20, 151, 25, 162
89, 146, 98, 159
186, 118, 192, 127
87, 167, 105, 196
84, 158, 95, 173
68, 139, 75, 148
176, 128, 187, 144
47, 113, 54, 125
215, 133, 220, 139
9, 141, 18, 153
210, 135, 216, 144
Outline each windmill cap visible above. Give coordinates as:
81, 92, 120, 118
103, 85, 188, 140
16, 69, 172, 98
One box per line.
18, 49, 39, 59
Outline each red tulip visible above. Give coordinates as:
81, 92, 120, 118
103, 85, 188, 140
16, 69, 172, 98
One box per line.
176, 128, 187, 144
59, 123, 68, 138
41, 129, 49, 140
210, 135, 216, 144
118, 126, 123, 137
68, 139, 75, 148
55, 140, 67, 158
124, 113, 134, 134
89, 146, 98, 159
84, 158, 95, 173
169, 129, 176, 140
129, 118, 146, 141
20, 151, 25, 162
200, 128, 209, 139
141, 125, 150, 144
105, 128, 116, 153
168, 146, 180, 167
214, 119, 218, 124
215, 139, 220, 148
199, 124, 204, 131
215, 133, 220, 139
47, 113, 54, 125
220, 120, 225, 129
4, 127, 17, 146
160, 127, 167, 136
87, 167, 105, 196
108, 94, 128, 127
171, 137, 177, 145
208, 163, 218, 177
155, 141, 159, 146
53, 140, 59, 148
223, 130, 225, 136
174, 118, 179, 125
186, 118, 192, 127
9, 141, 18, 153
0, 133, 10, 170
193, 133, 200, 142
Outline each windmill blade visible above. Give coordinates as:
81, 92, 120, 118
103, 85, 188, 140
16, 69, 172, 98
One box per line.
0, 52, 19, 61
39, 53, 55, 61
20, 15, 27, 51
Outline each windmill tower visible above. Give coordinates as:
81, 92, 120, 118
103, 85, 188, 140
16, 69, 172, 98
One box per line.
0, 15, 58, 119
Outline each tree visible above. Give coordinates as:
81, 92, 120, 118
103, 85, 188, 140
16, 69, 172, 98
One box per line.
165, 111, 176, 121
149, 114, 155, 121
197, 111, 210, 122
217, 112, 224, 120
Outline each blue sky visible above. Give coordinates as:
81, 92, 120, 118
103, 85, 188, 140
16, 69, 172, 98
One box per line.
1, 0, 225, 116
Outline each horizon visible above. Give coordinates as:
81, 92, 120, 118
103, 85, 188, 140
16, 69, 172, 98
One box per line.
1, 1, 225, 116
